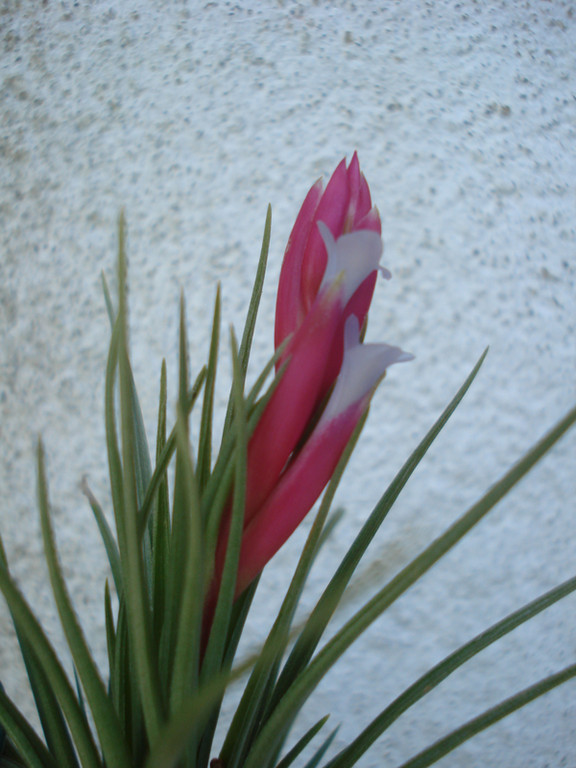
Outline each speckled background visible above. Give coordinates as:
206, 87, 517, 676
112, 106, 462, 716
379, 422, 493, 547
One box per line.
0, 1, 575, 766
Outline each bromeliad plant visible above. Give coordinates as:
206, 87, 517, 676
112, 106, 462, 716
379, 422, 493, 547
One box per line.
0, 155, 574, 768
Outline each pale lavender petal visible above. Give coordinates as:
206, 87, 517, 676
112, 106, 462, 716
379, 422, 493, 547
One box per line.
317, 221, 384, 303
319, 316, 413, 426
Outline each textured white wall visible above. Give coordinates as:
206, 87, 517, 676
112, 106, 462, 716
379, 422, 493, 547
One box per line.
1, 2, 574, 766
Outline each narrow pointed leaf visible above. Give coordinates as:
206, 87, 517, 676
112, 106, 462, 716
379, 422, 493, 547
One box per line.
110, 600, 131, 747
203, 329, 247, 678
151, 360, 171, 656
105, 318, 127, 557
104, 580, 116, 672
178, 290, 189, 413
220, 413, 368, 768
274, 716, 330, 768
239, 204, 271, 377
222, 204, 271, 435
101, 271, 116, 327
17, 637, 80, 768
197, 330, 248, 766
159, 307, 191, 696
203, 354, 290, 563
325, 575, 576, 768
109, 220, 152, 510
243, 403, 576, 768
127, 358, 153, 508
272, 350, 488, 709
222, 576, 260, 670
165, 294, 192, 594
0, 687, 56, 768
101, 270, 116, 328
82, 480, 122, 594
301, 725, 339, 768
0, 568, 102, 768
168, 412, 203, 718
147, 648, 268, 768
138, 365, 206, 540
145, 676, 227, 768
116, 211, 164, 744
197, 285, 221, 491
37, 441, 131, 768
395, 663, 576, 768
0, 543, 80, 768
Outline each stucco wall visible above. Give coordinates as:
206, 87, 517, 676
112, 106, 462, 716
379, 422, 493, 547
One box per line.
1, 2, 574, 766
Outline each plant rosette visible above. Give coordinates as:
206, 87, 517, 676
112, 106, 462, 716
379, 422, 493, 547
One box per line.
0, 155, 574, 768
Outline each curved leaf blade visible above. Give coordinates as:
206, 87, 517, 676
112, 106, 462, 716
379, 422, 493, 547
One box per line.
37, 441, 131, 768
395, 663, 576, 768
0, 566, 102, 768
325, 575, 576, 768
272, 350, 488, 709
243, 403, 576, 768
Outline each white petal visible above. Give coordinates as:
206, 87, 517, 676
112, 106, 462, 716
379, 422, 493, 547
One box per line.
320, 316, 413, 425
318, 221, 385, 303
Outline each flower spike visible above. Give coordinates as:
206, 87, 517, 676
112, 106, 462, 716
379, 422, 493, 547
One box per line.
212, 154, 413, 600
235, 316, 412, 596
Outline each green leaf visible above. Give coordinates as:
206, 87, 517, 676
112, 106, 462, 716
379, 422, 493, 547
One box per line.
109, 592, 147, 766
274, 716, 330, 768
82, 480, 122, 595
245, 339, 290, 416
22, 643, 80, 768
197, 285, 221, 492
271, 350, 488, 711
222, 204, 271, 436
197, 329, 248, 766
116, 211, 164, 745
127, 357, 153, 510
147, 644, 274, 768
222, 578, 260, 668
72, 668, 87, 723
145, 674, 230, 768
0, 686, 56, 768
150, 360, 171, 656
0, 565, 102, 768
138, 365, 206, 541
325, 574, 576, 768
202, 329, 247, 676
101, 270, 116, 327
203, 353, 290, 568
158, 375, 184, 693
220, 412, 369, 768
1, 542, 80, 768
104, 318, 127, 563
167, 411, 203, 720
242, 402, 576, 768
122, 331, 155, 611
300, 725, 339, 768
115, 339, 153, 518
109, 600, 132, 750
104, 580, 116, 672
178, 290, 189, 413
395, 663, 576, 768
37, 441, 131, 768
160, 296, 202, 713
104, 231, 153, 512
238, 204, 271, 378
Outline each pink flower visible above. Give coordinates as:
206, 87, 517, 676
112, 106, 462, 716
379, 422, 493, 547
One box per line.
235, 315, 412, 596
244, 222, 384, 520
213, 154, 412, 599
275, 152, 384, 359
